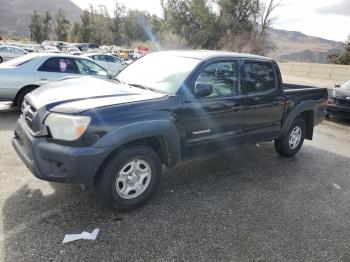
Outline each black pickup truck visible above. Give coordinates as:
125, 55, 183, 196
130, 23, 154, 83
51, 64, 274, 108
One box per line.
13, 51, 328, 210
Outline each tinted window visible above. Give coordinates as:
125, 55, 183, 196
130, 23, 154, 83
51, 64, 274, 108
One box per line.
196, 61, 239, 98
38, 57, 80, 74
96, 55, 107, 62
244, 61, 276, 93
106, 55, 118, 63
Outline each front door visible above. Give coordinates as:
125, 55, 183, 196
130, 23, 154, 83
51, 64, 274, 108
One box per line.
182, 60, 246, 158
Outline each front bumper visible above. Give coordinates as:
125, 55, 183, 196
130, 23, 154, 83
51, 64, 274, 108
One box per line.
12, 118, 111, 183
326, 104, 350, 119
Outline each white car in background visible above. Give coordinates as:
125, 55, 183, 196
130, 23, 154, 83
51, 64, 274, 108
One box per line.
0, 53, 111, 106
67, 47, 82, 56
0, 46, 28, 63
83, 53, 127, 75
43, 46, 61, 53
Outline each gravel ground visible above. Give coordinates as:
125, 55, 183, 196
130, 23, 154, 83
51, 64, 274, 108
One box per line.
0, 102, 350, 262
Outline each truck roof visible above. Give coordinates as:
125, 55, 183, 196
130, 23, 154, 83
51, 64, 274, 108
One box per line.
157, 50, 273, 61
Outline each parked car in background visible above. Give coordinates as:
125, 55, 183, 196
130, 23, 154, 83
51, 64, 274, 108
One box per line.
67, 47, 82, 56
83, 53, 127, 75
23, 47, 36, 53
0, 46, 28, 63
327, 80, 350, 119
75, 43, 99, 52
12, 51, 328, 210
0, 53, 110, 106
43, 46, 61, 53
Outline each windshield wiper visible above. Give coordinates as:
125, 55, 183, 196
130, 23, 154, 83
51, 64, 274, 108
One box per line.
127, 83, 158, 92
113, 78, 125, 84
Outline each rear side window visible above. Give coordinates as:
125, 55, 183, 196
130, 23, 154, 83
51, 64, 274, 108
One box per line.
0, 47, 12, 53
244, 61, 276, 93
38, 57, 80, 74
14, 48, 26, 55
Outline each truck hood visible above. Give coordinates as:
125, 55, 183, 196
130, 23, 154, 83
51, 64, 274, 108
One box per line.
27, 76, 167, 114
328, 88, 350, 100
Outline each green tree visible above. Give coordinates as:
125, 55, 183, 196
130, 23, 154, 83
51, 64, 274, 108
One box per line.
70, 22, 81, 42
329, 36, 350, 65
80, 10, 93, 42
109, 2, 126, 45
29, 10, 44, 43
54, 8, 70, 41
42, 11, 52, 40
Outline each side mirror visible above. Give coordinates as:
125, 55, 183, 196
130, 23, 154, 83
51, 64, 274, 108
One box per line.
194, 83, 213, 97
335, 84, 341, 88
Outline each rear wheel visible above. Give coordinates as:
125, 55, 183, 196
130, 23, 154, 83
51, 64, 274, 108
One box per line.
274, 118, 306, 157
94, 146, 162, 211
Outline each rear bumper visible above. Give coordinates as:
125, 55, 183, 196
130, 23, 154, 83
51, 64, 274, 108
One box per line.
12, 118, 111, 183
326, 104, 350, 119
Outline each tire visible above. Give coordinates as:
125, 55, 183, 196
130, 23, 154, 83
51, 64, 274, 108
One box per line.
274, 118, 306, 157
94, 146, 162, 211
0, 56, 3, 63
15, 87, 37, 107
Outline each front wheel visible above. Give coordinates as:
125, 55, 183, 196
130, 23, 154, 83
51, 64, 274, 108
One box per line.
0, 56, 3, 63
95, 146, 162, 211
274, 118, 306, 157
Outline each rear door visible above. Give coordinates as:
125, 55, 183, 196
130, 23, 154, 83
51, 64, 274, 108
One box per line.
182, 59, 246, 157
242, 60, 285, 143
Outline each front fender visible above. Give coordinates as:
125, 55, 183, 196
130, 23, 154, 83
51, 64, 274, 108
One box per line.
94, 120, 181, 166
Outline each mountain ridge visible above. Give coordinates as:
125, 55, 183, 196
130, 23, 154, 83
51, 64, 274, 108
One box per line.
0, 0, 345, 63
0, 0, 82, 37
266, 28, 345, 63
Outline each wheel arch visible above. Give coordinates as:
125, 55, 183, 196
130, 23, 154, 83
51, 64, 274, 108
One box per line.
93, 120, 181, 179
278, 101, 316, 140
14, 84, 39, 105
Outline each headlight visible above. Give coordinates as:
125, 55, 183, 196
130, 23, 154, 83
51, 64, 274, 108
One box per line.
44, 113, 91, 141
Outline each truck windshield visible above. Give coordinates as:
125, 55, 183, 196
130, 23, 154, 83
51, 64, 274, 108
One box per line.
115, 52, 201, 94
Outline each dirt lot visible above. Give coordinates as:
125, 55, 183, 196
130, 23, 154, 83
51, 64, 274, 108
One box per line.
0, 103, 350, 262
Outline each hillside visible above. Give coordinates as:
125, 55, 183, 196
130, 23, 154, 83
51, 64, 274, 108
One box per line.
266, 28, 345, 63
0, 0, 82, 37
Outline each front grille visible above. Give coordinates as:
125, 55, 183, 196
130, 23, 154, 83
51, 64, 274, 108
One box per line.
21, 100, 41, 134
333, 98, 350, 107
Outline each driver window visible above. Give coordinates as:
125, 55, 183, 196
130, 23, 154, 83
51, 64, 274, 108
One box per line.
195, 61, 238, 98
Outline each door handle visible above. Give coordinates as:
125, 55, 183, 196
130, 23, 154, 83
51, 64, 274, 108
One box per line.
40, 78, 48, 81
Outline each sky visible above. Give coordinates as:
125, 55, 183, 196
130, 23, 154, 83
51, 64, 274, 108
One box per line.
71, 0, 350, 42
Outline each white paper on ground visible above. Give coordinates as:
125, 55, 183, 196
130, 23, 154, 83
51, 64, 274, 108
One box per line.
62, 229, 100, 244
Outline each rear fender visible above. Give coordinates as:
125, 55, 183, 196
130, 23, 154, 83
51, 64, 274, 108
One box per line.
277, 101, 316, 140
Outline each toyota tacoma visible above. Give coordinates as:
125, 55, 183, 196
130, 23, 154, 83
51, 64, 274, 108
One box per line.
13, 51, 328, 210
